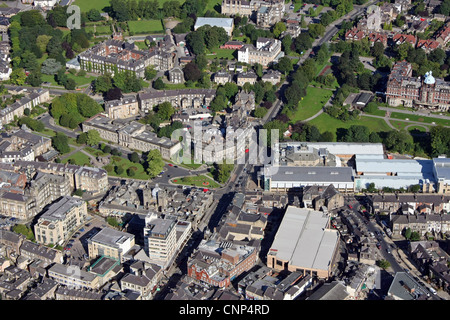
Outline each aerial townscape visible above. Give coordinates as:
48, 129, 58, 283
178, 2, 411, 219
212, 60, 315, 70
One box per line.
1, 0, 450, 306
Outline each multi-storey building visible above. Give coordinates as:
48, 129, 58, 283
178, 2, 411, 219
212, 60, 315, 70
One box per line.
34, 196, 88, 246
138, 89, 216, 111
187, 238, 259, 288
10, 161, 108, 195
82, 114, 181, 159
0, 171, 72, 221
0, 89, 50, 127
238, 37, 282, 66
386, 61, 450, 111
221, 0, 285, 27
168, 67, 184, 84
19, 240, 64, 265
267, 207, 340, 279
78, 39, 175, 78
48, 263, 99, 290
104, 96, 139, 120
87, 227, 135, 262
0, 129, 52, 163
143, 213, 177, 268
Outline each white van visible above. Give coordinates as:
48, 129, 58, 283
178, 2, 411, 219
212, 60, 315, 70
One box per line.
429, 287, 437, 295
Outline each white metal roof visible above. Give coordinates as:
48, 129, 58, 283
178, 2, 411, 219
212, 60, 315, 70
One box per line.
269, 207, 339, 272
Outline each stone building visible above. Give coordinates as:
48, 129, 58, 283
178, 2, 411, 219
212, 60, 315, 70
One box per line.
104, 96, 139, 120
82, 114, 181, 159
138, 89, 216, 111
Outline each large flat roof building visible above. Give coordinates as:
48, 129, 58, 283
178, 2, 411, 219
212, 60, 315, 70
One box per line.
194, 17, 234, 36
263, 165, 354, 192
88, 227, 135, 262
267, 206, 340, 279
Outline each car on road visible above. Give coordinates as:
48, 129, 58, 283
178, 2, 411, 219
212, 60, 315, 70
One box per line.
80, 228, 85, 232
168, 164, 173, 167
376, 243, 381, 249
386, 248, 391, 254
348, 205, 353, 209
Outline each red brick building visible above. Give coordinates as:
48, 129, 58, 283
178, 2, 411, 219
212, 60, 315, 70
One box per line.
220, 40, 245, 50
386, 61, 450, 111
187, 240, 258, 288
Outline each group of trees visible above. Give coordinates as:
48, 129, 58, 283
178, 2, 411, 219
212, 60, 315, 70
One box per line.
186, 25, 229, 55
139, 102, 184, 138
394, 43, 448, 78
211, 163, 234, 184
8, 9, 91, 89
50, 93, 103, 129
109, 0, 209, 22
93, 71, 142, 99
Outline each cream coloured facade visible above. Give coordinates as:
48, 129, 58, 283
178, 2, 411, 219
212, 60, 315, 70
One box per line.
88, 227, 135, 262
104, 96, 139, 120
34, 196, 88, 246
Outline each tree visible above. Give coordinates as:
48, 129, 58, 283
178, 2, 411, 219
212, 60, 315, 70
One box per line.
26, 70, 43, 87
77, 132, 88, 144
183, 62, 202, 82
52, 132, 70, 154
405, 227, 412, 240
144, 65, 157, 80
10, 68, 27, 85
194, 54, 208, 70
127, 167, 136, 177
86, 129, 101, 146
36, 35, 52, 54
87, 8, 102, 21
209, 94, 227, 112
275, 56, 293, 74
253, 107, 268, 118
153, 77, 166, 90
272, 21, 287, 38
377, 259, 391, 270
129, 152, 140, 163
223, 82, 239, 99
282, 34, 292, 55
41, 58, 63, 75
105, 87, 123, 101
114, 165, 124, 175
212, 163, 233, 184
94, 73, 114, 93
155, 102, 175, 121
64, 78, 77, 90
308, 24, 325, 39
145, 149, 165, 178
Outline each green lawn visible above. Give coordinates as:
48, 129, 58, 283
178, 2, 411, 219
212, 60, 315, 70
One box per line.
85, 25, 112, 35
41, 73, 95, 87
171, 175, 220, 188
309, 113, 393, 141
134, 41, 149, 50
288, 87, 333, 122
74, 0, 187, 12
207, 48, 237, 60
104, 156, 150, 180
62, 151, 91, 166
73, 0, 110, 12
407, 125, 429, 132
205, 0, 222, 13
128, 20, 164, 34
84, 146, 107, 157
389, 112, 450, 127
